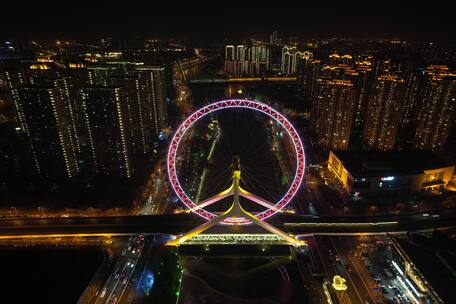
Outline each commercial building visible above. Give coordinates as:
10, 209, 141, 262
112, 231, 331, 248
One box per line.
390, 232, 455, 303
328, 150, 454, 195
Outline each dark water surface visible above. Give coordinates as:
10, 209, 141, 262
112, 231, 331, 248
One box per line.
0, 248, 103, 303
178, 246, 308, 304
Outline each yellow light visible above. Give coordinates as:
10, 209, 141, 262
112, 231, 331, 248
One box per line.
29, 64, 49, 70
37, 58, 52, 63
0, 233, 123, 240
332, 275, 348, 291
68, 63, 85, 68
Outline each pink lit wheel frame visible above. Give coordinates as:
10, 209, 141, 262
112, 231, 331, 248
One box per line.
167, 99, 305, 225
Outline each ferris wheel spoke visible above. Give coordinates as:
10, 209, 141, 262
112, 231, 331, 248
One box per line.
239, 187, 279, 211
168, 99, 305, 224
192, 184, 234, 211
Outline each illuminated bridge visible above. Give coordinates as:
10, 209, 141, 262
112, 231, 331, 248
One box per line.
0, 211, 454, 240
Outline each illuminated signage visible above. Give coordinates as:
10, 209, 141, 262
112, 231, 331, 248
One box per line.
381, 176, 395, 181
332, 275, 348, 291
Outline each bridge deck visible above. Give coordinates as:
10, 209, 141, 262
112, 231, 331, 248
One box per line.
0, 210, 454, 238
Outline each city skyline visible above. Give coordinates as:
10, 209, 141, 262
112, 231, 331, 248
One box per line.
0, 7, 455, 303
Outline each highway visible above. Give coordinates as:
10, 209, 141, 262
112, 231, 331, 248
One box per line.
92, 235, 146, 304
79, 234, 175, 304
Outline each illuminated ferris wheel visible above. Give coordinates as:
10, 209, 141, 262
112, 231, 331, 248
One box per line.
166, 99, 306, 246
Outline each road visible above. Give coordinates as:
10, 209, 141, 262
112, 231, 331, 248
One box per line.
91, 235, 146, 304
0, 208, 455, 239
80, 234, 175, 304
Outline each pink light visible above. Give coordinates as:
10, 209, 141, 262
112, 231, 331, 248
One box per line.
167, 99, 306, 225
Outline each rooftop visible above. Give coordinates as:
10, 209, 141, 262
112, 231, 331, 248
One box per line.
394, 232, 456, 303
332, 150, 452, 177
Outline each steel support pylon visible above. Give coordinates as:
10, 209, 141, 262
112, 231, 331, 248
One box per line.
166, 159, 305, 247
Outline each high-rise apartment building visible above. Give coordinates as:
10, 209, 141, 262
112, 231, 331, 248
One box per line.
269, 31, 281, 45
281, 46, 312, 75
311, 78, 354, 150
136, 65, 167, 138
17, 85, 79, 178
1, 62, 29, 131
297, 58, 321, 100
414, 65, 456, 151
363, 75, 406, 151
347, 63, 373, 133
108, 75, 149, 155
33, 76, 80, 153
81, 86, 132, 178
224, 44, 269, 76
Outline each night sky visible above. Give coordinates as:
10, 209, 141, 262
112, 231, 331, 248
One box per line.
1, 1, 454, 41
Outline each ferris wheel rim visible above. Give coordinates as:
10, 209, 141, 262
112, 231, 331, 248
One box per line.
167, 99, 305, 225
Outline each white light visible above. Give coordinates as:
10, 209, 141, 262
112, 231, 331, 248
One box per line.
406, 278, 421, 297
397, 276, 420, 304
381, 176, 395, 181
392, 261, 404, 275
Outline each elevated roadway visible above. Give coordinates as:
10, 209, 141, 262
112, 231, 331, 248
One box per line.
0, 209, 454, 238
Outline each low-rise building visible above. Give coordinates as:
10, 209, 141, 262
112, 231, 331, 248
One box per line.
328, 150, 454, 195
389, 232, 455, 303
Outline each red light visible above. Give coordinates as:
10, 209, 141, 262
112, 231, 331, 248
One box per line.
167, 99, 306, 225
